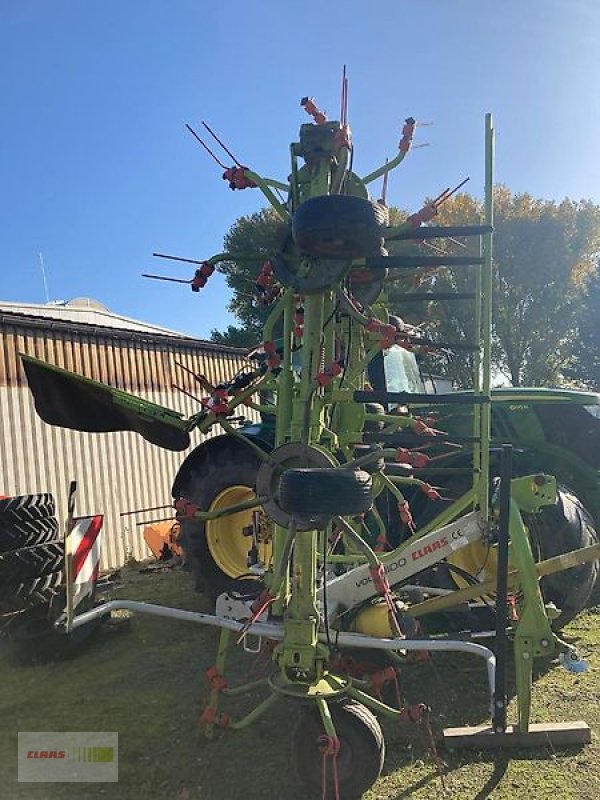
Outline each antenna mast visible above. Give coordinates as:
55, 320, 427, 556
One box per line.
38, 252, 50, 303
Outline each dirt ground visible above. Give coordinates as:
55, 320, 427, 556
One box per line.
0, 566, 598, 800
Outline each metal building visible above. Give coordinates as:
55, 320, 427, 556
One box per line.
0, 298, 251, 568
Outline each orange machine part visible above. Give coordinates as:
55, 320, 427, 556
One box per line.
143, 520, 183, 560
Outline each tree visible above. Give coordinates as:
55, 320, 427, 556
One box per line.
408, 189, 600, 386
209, 208, 288, 347
567, 270, 600, 390
211, 191, 600, 388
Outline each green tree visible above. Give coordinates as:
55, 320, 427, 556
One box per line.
211, 191, 600, 389
567, 269, 600, 390
408, 189, 600, 386
209, 208, 287, 347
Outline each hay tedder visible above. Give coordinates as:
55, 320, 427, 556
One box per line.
22, 79, 600, 797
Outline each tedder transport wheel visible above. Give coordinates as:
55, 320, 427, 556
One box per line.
292, 701, 385, 800
177, 443, 272, 598
279, 468, 373, 517
292, 195, 388, 260
523, 486, 599, 628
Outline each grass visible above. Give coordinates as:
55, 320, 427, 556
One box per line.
0, 567, 598, 799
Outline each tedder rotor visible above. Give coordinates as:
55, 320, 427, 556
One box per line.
22, 74, 600, 798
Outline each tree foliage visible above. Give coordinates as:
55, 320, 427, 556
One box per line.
390, 188, 600, 386
567, 270, 600, 390
209, 209, 287, 347
211, 190, 600, 389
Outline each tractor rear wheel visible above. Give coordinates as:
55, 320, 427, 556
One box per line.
292, 700, 385, 800
523, 486, 598, 628
177, 443, 271, 599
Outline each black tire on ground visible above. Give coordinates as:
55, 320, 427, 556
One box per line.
5, 594, 106, 663
0, 542, 64, 588
0, 494, 56, 524
279, 469, 373, 517
292, 195, 388, 260
176, 442, 265, 599
0, 570, 64, 613
523, 486, 599, 628
292, 700, 385, 800
0, 516, 60, 553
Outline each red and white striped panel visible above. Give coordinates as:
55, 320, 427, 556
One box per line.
70, 515, 103, 608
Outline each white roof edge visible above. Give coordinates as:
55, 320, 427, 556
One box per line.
0, 300, 191, 338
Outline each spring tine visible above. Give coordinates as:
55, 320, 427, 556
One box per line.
201, 120, 243, 166
185, 124, 228, 169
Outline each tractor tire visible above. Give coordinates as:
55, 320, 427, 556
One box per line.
292, 700, 385, 800
5, 594, 106, 663
0, 516, 60, 553
523, 486, 598, 628
0, 493, 55, 523
292, 195, 388, 260
0, 542, 64, 588
0, 570, 64, 613
176, 443, 268, 599
279, 468, 373, 518
0, 494, 58, 553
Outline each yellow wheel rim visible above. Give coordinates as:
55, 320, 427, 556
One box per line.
205, 486, 272, 579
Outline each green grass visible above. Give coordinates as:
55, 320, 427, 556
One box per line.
0, 568, 598, 799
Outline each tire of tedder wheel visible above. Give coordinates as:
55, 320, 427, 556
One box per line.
176, 442, 267, 599
279, 468, 373, 517
292, 194, 388, 260
523, 486, 599, 628
291, 700, 385, 800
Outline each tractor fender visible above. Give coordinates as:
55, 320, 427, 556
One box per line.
171, 432, 272, 499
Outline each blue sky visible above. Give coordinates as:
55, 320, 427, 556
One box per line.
2, 0, 599, 338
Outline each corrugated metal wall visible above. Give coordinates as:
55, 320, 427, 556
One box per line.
0, 312, 253, 568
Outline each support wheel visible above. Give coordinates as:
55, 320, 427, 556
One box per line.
279, 468, 373, 519
291, 700, 385, 799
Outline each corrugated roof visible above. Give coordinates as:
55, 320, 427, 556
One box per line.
0, 298, 192, 337
0, 299, 246, 354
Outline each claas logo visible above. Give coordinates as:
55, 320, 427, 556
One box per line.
27, 751, 66, 759
27, 747, 114, 762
